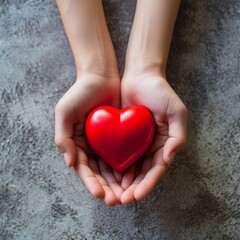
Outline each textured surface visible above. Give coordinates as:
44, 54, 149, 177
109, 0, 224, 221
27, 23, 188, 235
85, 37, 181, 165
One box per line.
0, 0, 239, 239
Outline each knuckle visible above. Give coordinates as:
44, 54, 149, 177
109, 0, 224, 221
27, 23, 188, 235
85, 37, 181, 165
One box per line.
179, 134, 187, 149
54, 100, 65, 115
54, 104, 60, 116
92, 189, 104, 200
54, 136, 64, 149
179, 103, 187, 116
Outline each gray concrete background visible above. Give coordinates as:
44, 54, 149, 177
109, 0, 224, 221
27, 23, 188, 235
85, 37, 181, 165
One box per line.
0, 0, 239, 239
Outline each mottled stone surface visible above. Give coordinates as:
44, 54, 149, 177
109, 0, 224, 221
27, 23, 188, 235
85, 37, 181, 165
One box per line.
0, 0, 239, 239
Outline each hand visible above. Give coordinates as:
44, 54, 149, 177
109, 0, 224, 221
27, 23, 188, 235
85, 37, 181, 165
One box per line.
120, 73, 187, 204
55, 72, 124, 206
55, 0, 125, 206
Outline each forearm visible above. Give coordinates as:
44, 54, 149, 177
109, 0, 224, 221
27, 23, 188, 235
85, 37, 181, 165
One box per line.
125, 0, 181, 77
56, 0, 117, 75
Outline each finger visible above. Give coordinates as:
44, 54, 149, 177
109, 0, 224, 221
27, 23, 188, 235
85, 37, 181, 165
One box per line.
55, 101, 76, 168
102, 185, 119, 206
120, 171, 147, 205
73, 121, 92, 154
112, 169, 123, 183
98, 159, 124, 202
120, 184, 137, 205
120, 157, 152, 205
74, 148, 105, 199
76, 151, 118, 206
134, 166, 165, 201
164, 104, 187, 165
87, 158, 119, 206
121, 170, 148, 204
121, 163, 137, 190
134, 149, 168, 201
93, 175, 119, 206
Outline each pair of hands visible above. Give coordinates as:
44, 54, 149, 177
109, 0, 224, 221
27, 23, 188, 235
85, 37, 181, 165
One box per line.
55, 0, 186, 206
55, 67, 187, 206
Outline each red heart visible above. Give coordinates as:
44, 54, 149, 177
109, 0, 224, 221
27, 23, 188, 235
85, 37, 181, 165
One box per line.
85, 105, 155, 172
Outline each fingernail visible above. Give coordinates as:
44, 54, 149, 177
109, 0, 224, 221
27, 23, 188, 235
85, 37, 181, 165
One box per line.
63, 152, 70, 168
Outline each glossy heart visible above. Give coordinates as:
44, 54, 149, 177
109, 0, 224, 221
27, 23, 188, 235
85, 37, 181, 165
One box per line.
85, 105, 155, 172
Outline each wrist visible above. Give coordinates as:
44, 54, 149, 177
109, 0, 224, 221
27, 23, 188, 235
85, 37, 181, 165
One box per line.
124, 58, 166, 79
75, 49, 118, 77
75, 53, 120, 84
124, 17, 168, 78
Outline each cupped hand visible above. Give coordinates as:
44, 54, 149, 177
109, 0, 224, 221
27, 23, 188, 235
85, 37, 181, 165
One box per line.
120, 73, 187, 205
55, 72, 124, 206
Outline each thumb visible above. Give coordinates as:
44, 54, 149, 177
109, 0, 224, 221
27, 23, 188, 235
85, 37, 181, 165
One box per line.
163, 105, 187, 165
54, 102, 77, 168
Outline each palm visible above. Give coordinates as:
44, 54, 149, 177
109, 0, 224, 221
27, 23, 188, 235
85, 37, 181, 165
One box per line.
120, 75, 187, 204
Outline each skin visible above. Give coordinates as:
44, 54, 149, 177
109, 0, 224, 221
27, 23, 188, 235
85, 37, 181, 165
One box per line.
120, 0, 187, 204
55, 0, 123, 206
55, 0, 187, 206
